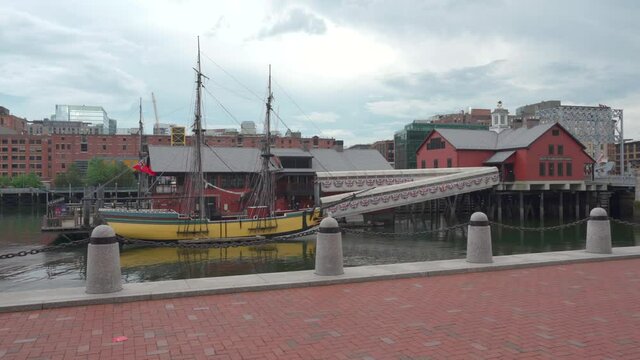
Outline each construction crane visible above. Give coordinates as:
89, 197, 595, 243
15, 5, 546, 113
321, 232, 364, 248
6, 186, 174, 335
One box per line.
151, 92, 160, 134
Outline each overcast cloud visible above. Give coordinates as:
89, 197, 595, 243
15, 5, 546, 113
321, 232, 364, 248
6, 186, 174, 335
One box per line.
0, 0, 639, 145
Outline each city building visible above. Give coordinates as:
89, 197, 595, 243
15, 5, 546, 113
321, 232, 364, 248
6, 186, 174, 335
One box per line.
394, 120, 488, 169
0, 107, 27, 134
1, 108, 343, 183
429, 108, 492, 126
347, 144, 372, 150
520, 101, 624, 173
147, 146, 392, 215
416, 107, 594, 183
27, 119, 103, 135
371, 140, 394, 166
53, 105, 115, 134
240, 121, 257, 135
611, 140, 640, 173
153, 123, 174, 135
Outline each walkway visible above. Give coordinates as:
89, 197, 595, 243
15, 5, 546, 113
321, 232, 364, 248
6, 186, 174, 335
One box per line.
1, 258, 639, 359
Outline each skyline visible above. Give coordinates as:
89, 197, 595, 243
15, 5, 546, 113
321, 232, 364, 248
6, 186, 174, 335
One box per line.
1, 0, 639, 146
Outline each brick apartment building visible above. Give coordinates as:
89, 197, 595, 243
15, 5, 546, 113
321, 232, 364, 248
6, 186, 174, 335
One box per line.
0, 108, 342, 184
429, 108, 492, 126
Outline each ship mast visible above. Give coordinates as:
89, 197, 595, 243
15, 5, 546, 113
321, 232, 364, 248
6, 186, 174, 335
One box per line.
193, 37, 206, 220
257, 65, 275, 213
137, 97, 146, 206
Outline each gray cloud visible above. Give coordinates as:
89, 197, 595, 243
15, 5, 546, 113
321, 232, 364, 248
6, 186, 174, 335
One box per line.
257, 8, 327, 39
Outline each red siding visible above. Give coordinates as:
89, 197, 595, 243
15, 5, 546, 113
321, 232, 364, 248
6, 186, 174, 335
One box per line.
415, 131, 492, 168
457, 150, 494, 167
415, 124, 593, 181
516, 125, 593, 181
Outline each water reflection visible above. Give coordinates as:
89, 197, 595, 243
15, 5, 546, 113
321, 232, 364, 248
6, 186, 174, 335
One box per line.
0, 205, 638, 292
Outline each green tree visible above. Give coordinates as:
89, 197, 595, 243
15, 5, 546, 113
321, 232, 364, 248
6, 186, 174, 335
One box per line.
11, 173, 43, 188
0, 176, 11, 188
113, 161, 136, 187
54, 163, 83, 188
85, 158, 112, 186
86, 158, 136, 187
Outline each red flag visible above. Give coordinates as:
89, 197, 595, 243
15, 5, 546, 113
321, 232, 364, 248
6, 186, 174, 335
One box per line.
133, 159, 156, 176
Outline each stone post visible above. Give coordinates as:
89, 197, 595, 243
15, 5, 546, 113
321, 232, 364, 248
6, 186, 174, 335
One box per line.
315, 216, 344, 276
466, 212, 493, 263
86, 225, 122, 294
586, 207, 612, 254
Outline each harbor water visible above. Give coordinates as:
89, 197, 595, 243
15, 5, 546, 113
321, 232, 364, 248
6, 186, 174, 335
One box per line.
1, 206, 639, 292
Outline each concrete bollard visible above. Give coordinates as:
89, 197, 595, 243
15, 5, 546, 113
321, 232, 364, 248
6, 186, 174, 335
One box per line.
466, 212, 493, 263
315, 216, 344, 276
586, 207, 612, 254
86, 225, 122, 294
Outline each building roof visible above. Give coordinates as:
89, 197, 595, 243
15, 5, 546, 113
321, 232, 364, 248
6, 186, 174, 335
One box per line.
309, 149, 393, 172
148, 146, 392, 173
484, 150, 515, 164
271, 148, 313, 158
429, 123, 559, 151
149, 146, 262, 173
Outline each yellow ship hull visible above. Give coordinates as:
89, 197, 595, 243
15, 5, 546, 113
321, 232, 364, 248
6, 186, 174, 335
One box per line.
98, 208, 321, 241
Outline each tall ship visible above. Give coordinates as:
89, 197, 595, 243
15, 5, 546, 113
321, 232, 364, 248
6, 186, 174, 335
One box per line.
99, 39, 322, 241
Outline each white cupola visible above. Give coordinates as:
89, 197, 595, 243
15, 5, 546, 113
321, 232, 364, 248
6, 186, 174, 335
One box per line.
490, 101, 510, 133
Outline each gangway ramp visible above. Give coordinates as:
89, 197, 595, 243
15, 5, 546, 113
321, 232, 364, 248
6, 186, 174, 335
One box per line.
319, 167, 499, 218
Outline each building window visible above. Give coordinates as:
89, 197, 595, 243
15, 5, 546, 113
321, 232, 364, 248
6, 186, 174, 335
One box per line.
548, 144, 554, 155
122, 145, 127, 150
558, 162, 563, 176
81, 143, 88, 152
62, 163, 66, 169
102, 145, 107, 150
552, 129, 560, 136
548, 162, 554, 176
426, 137, 445, 150
421, 160, 426, 168
539, 162, 545, 176
567, 163, 572, 176
447, 158, 452, 168
433, 159, 439, 168
558, 145, 564, 155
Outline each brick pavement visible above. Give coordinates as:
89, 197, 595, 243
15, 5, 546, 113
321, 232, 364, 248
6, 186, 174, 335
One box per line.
1, 258, 640, 359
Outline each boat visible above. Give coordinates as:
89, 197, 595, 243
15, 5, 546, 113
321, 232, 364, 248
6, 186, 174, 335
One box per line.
99, 38, 322, 241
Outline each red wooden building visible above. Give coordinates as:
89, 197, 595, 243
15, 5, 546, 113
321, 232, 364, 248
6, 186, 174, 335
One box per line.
416, 122, 595, 182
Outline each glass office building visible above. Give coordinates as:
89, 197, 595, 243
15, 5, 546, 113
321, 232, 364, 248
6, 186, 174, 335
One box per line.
54, 105, 113, 134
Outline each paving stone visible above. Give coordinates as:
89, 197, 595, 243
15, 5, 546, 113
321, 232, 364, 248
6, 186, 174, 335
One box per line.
157, 339, 168, 347
13, 338, 37, 344
147, 349, 169, 355
1, 258, 640, 359
567, 340, 586, 348
380, 337, 394, 344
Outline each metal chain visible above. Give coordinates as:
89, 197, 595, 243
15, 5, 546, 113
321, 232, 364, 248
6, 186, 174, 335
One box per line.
609, 217, 640, 228
342, 222, 469, 236
2, 216, 616, 257
0, 238, 91, 260
488, 218, 589, 232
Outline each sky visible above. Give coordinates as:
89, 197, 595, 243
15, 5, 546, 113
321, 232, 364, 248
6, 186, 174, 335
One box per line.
1, 0, 639, 146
